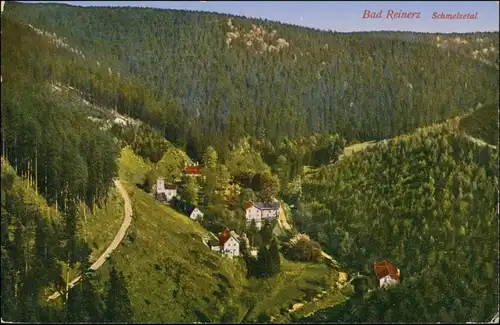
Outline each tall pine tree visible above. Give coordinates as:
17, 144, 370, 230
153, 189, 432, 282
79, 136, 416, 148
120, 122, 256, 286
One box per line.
268, 237, 281, 276
104, 266, 134, 323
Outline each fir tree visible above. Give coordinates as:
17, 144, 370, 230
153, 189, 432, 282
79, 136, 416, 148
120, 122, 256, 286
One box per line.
256, 242, 270, 278
259, 219, 273, 246
104, 266, 134, 323
268, 237, 281, 276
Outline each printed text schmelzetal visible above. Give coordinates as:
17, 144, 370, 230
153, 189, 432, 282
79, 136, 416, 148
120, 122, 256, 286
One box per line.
362, 10, 479, 20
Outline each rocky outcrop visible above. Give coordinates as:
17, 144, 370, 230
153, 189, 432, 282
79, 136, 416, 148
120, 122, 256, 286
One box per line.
225, 18, 290, 53
434, 34, 498, 66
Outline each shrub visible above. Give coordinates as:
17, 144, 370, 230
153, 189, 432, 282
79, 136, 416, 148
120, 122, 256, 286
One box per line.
284, 233, 322, 262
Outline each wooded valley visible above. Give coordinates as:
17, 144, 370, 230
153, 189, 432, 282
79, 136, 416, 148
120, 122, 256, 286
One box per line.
1, 2, 498, 323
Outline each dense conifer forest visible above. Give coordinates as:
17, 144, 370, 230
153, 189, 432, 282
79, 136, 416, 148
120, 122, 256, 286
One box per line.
5, 2, 499, 162
1, 14, 131, 323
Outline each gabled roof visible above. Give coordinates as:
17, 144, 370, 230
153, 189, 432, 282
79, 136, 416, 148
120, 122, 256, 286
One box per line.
164, 183, 177, 190
219, 227, 231, 245
374, 260, 400, 281
243, 200, 280, 210
230, 231, 240, 241
243, 200, 254, 210
254, 202, 280, 210
218, 227, 239, 245
185, 166, 201, 175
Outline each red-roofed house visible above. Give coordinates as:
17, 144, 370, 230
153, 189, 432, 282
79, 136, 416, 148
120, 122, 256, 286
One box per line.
374, 260, 400, 288
184, 162, 202, 177
218, 227, 240, 258
242, 200, 254, 210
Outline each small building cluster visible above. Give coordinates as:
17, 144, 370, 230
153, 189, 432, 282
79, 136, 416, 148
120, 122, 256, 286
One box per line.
373, 260, 400, 288
154, 175, 283, 260
243, 200, 280, 229
155, 177, 204, 221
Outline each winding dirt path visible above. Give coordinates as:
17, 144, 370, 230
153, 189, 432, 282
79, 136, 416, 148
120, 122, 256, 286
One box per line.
47, 179, 132, 301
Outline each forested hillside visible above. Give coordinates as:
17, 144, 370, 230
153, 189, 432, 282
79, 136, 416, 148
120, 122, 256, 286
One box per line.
295, 125, 498, 323
1, 11, 134, 323
4, 2, 499, 163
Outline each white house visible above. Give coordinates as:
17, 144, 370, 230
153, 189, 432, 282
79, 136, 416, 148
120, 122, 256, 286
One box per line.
218, 228, 240, 258
243, 200, 280, 229
374, 260, 400, 288
379, 275, 399, 287
155, 178, 177, 202
189, 207, 204, 221
222, 236, 240, 258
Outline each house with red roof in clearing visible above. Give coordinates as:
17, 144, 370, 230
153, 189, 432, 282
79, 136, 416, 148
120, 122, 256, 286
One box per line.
374, 260, 400, 288
184, 162, 202, 177
208, 227, 240, 258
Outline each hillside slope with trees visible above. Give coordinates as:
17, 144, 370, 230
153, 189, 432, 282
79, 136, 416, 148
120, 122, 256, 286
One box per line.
4, 2, 499, 163
295, 124, 498, 323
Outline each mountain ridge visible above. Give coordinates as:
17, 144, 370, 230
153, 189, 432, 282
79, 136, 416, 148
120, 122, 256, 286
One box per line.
5, 1, 498, 164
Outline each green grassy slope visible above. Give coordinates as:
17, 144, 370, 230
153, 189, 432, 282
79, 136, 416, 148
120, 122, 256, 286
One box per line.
245, 259, 344, 323
79, 186, 124, 261
86, 147, 346, 323
91, 147, 248, 322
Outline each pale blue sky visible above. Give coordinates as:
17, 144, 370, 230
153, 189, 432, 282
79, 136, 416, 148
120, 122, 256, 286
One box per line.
18, 1, 500, 33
